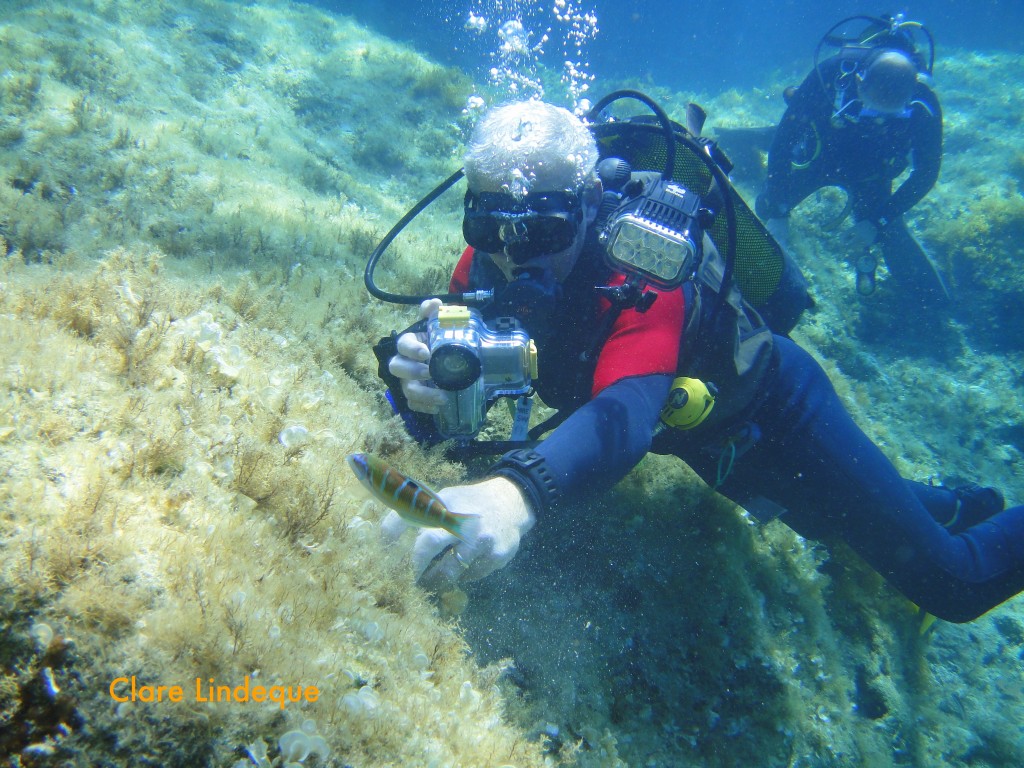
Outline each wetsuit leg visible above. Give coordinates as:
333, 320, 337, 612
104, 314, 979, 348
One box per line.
677, 336, 1024, 623
757, 127, 832, 222
756, 165, 824, 221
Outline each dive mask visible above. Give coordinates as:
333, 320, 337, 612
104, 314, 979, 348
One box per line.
463, 190, 583, 263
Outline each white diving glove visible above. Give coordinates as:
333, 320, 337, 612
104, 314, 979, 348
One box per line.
381, 476, 535, 590
388, 298, 447, 415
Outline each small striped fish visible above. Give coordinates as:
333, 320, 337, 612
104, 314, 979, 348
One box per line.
346, 453, 479, 542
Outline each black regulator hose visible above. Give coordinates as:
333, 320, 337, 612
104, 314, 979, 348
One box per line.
588, 89, 676, 182
364, 167, 491, 306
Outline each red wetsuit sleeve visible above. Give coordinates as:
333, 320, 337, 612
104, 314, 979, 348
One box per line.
449, 246, 475, 293
591, 275, 685, 397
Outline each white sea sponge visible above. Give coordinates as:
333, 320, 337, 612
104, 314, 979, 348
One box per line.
29, 621, 53, 651
276, 727, 330, 763
340, 684, 380, 716
299, 389, 324, 410
197, 319, 223, 350
212, 344, 246, 380
278, 424, 310, 450
277, 730, 309, 762
242, 738, 270, 768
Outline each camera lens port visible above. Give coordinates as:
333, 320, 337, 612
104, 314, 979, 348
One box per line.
429, 344, 482, 391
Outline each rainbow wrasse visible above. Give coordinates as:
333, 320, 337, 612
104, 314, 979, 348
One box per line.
346, 453, 479, 542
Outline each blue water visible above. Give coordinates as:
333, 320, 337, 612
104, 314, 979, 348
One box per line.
318, 1, 1024, 93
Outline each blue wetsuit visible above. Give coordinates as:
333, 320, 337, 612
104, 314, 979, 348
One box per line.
531, 335, 1024, 623
384, 247, 1023, 623
658, 337, 1024, 623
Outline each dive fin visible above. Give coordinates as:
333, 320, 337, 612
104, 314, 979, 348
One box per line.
713, 125, 777, 153
877, 222, 952, 305
685, 102, 707, 137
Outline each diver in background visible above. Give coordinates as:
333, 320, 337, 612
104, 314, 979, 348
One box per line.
374, 99, 1022, 625
755, 14, 948, 304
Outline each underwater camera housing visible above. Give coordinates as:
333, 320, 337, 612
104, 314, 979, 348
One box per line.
599, 174, 704, 290
427, 305, 538, 439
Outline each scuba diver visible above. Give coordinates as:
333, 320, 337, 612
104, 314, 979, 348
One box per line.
754, 14, 949, 303
369, 94, 1020, 624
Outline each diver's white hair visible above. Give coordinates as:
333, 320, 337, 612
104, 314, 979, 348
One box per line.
464, 101, 599, 198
